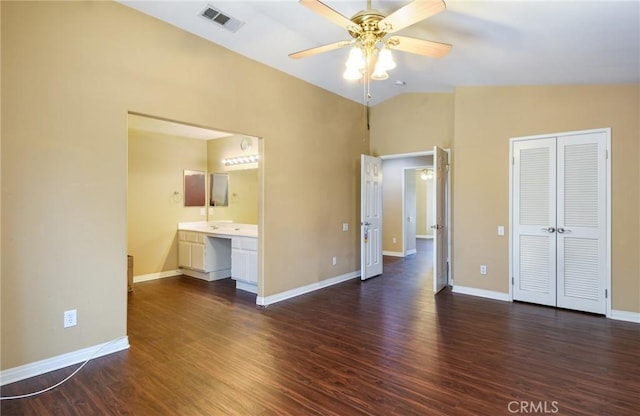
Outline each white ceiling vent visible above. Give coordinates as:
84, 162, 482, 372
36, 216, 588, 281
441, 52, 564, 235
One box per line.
200, 5, 244, 33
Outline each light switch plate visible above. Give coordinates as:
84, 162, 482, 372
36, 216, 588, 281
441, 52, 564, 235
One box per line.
342, 223, 349, 232
498, 226, 505, 236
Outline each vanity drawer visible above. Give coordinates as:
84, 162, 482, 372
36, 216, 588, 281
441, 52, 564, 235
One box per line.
179, 231, 205, 243
232, 237, 257, 251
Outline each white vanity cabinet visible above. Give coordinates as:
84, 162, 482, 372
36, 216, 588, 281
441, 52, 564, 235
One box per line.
178, 231, 231, 281
231, 237, 258, 293
178, 231, 206, 270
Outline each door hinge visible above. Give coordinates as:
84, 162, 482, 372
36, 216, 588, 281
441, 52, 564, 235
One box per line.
445, 163, 450, 172
512, 156, 515, 165
605, 289, 608, 299
512, 277, 514, 285
605, 149, 609, 159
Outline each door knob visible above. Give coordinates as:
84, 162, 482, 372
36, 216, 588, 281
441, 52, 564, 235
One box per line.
541, 227, 556, 233
557, 227, 570, 234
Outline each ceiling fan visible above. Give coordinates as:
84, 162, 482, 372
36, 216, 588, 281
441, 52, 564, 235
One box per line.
289, 0, 452, 81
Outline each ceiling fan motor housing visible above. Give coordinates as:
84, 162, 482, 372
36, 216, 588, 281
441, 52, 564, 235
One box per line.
348, 10, 388, 46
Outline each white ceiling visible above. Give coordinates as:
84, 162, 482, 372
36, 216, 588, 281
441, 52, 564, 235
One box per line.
119, 0, 640, 106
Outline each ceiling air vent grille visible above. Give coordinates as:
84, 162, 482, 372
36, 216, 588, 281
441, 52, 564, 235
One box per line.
200, 5, 244, 33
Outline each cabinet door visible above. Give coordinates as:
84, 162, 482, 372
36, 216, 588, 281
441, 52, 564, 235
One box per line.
178, 241, 192, 268
232, 249, 258, 283
191, 243, 206, 271
245, 250, 258, 284
232, 250, 247, 281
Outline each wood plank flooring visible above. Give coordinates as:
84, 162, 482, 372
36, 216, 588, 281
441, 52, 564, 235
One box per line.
2, 240, 639, 415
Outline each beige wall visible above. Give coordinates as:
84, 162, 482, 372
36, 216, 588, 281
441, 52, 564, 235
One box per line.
207, 135, 259, 224
381, 156, 432, 254
370, 93, 455, 155
453, 85, 639, 312
1, 1, 367, 370
373, 86, 639, 313
127, 129, 207, 276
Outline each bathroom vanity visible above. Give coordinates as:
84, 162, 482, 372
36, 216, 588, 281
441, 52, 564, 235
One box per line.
177, 221, 258, 294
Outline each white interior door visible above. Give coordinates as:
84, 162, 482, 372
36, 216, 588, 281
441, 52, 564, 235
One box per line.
513, 138, 557, 307
556, 132, 607, 314
432, 147, 448, 293
361, 154, 383, 280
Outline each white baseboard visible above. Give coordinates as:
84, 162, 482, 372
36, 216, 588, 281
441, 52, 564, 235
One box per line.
452, 285, 510, 302
416, 235, 434, 239
0, 336, 129, 386
257, 271, 360, 306
405, 249, 417, 256
134, 269, 181, 283
610, 309, 640, 323
181, 268, 230, 282
383, 251, 404, 257
235, 280, 257, 294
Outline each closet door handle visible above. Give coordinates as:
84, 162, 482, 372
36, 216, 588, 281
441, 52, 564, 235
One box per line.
557, 227, 570, 234
541, 227, 556, 233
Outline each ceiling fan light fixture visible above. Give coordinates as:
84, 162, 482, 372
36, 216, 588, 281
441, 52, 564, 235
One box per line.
377, 47, 396, 71
345, 45, 365, 70
371, 63, 389, 80
343, 65, 363, 81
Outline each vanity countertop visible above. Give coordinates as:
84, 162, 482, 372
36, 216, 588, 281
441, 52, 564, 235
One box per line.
178, 221, 258, 238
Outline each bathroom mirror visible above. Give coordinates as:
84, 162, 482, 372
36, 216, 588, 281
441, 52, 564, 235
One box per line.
183, 170, 206, 207
210, 173, 229, 207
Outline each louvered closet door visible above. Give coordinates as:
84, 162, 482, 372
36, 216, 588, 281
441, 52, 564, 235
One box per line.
513, 138, 557, 307
556, 132, 606, 314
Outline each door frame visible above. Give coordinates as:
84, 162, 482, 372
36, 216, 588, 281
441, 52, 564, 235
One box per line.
381, 150, 453, 285
508, 128, 611, 317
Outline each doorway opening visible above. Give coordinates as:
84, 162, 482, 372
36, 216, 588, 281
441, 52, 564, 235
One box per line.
369, 149, 451, 293
126, 112, 264, 297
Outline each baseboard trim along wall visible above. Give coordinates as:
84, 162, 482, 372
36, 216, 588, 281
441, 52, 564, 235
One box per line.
0, 336, 130, 386
610, 309, 640, 323
452, 287, 639, 323
133, 270, 181, 283
382, 251, 404, 257
452, 285, 510, 302
257, 271, 360, 306
406, 249, 417, 256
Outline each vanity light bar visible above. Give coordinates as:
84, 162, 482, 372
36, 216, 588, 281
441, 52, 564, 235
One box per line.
222, 154, 259, 166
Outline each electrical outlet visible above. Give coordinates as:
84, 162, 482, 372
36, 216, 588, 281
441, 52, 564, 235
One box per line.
64, 309, 77, 328
342, 223, 349, 232
332, 256, 337, 266
392, 237, 397, 244
480, 265, 487, 275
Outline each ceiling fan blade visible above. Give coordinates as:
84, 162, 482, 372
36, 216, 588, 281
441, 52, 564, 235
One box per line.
289, 40, 352, 59
300, 0, 360, 33
379, 0, 446, 34
387, 35, 452, 58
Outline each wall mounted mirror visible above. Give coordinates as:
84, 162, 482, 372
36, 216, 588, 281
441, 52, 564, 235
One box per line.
184, 170, 206, 207
210, 173, 229, 207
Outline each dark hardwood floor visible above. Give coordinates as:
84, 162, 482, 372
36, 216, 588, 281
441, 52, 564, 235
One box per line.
2, 240, 639, 415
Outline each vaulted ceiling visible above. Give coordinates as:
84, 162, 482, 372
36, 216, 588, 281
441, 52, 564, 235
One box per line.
119, 1, 640, 106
